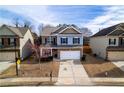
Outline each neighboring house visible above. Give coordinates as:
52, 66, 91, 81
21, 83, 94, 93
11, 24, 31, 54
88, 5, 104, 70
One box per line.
0, 25, 34, 61
40, 25, 83, 60
32, 32, 40, 45
90, 23, 124, 61
83, 36, 90, 45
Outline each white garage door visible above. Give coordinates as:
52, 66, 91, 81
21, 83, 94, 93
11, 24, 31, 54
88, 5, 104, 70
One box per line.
108, 51, 124, 61
60, 51, 80, 60
0, 52, 17, 61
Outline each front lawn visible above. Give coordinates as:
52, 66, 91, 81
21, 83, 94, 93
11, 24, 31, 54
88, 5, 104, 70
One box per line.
82, 54, 124, 77
0, 56, 60, 78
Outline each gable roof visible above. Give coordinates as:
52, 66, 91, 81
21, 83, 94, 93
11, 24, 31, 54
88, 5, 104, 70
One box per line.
41, 25, 81, 36
0, 25, 29, 37
92, 23, 124, 37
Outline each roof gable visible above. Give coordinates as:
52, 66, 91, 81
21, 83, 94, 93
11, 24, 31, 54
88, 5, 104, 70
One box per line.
0, 25, 29, 37
108, 27, 124, 36
0, 26, 17, 36
59, 27, 81, 34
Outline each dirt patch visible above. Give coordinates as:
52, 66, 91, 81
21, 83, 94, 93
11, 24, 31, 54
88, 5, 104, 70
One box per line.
82, 54, 124, 77
0, 56, 60, 78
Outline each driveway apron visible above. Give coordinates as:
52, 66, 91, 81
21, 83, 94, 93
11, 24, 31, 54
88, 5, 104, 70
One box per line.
55, 60, 93, 85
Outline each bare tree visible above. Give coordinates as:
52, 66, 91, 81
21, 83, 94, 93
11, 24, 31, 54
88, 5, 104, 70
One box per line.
23, 20, 32, 29
12, 18, 20, 27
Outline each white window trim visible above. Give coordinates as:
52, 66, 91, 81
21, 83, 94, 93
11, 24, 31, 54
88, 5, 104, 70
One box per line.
73, 37, 80, 44
61, 37, 68, 45
109, 38, 116, 45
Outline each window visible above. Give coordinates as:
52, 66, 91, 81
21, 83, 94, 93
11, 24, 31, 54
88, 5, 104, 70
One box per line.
73, 37, 80, 44
61, 37, 68, 44
109, 38, 116, 45
120, 38, 124, 45
0, 38, 2, 46
0, 38, 3, 47
9, 38, 16, 46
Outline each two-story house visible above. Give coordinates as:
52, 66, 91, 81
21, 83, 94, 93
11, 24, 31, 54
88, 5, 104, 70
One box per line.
40, 25, 83, 60
0, 25, 34, 61
90, 23, 124, 61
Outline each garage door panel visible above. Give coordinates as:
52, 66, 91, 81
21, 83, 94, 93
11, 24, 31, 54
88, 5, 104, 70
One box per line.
60, 51, 80, 60
0, 52, 17, 61
108, 51, 124, 61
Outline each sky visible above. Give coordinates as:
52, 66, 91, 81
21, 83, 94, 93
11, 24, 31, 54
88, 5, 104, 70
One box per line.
0, 5, 124, 35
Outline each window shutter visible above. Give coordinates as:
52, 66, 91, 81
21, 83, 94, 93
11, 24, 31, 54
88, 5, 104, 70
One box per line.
73, 38, 74, 44
14, 38, 16, 46
114, 39, 116, 45
66, 38, 68, 44
8, 38, 10, 45
109, 39, 111, 45
2, 38, 4, 45
120, 38, 122, 45
61, 38, 62, 44
78, 38, 80, 44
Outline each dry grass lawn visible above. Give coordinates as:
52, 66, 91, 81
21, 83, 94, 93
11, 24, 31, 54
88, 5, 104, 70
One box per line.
0, 56, 60, 79
82, 54, 124, 77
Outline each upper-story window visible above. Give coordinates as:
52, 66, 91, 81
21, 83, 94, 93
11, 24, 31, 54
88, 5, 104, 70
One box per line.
109, 38, 116, 45
8, 38, 16, 46
0, 38, 2, 46
61, 37, 68, 44
120, 38, 124, 45
0, 38, 3, 47
73, 37, 80, 44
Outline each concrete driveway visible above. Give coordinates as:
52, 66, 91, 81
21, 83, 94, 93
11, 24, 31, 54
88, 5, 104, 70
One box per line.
55, 60, 93, 85
0, 61, 14, 74
112, 61, 124, 71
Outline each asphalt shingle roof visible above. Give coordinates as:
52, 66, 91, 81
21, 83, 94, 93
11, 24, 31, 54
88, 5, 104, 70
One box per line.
1, 25, 29, 37
40, 26, 57, 36
92, 23, 124, 37
41, 25, 81, 36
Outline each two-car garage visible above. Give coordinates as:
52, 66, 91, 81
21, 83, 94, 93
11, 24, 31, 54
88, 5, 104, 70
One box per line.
60, 50, 81, 60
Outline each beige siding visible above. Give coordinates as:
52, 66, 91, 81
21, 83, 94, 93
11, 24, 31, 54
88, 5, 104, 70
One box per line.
90, 36, 119, 59
90, 36, 108, 59
61, 28, 79, 34
108, 51, 124, 61
20, 29, 34, 60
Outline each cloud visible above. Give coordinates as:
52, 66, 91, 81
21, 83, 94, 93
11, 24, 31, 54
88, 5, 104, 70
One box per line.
0, 6, 59, 25
83, 6, 124, 34
0, 5, 61, 34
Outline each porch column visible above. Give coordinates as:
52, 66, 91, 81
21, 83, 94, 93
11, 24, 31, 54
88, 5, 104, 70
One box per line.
40, 48, 42, 57
50, 48, 52, 56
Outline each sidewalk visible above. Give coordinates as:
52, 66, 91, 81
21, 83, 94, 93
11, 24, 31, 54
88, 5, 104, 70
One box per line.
0, 77, 57, 86
55, 60, 93, 85
0, 61, 14, 74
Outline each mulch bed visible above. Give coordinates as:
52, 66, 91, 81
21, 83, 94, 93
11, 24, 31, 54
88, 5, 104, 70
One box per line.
82, 54, 124, 77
